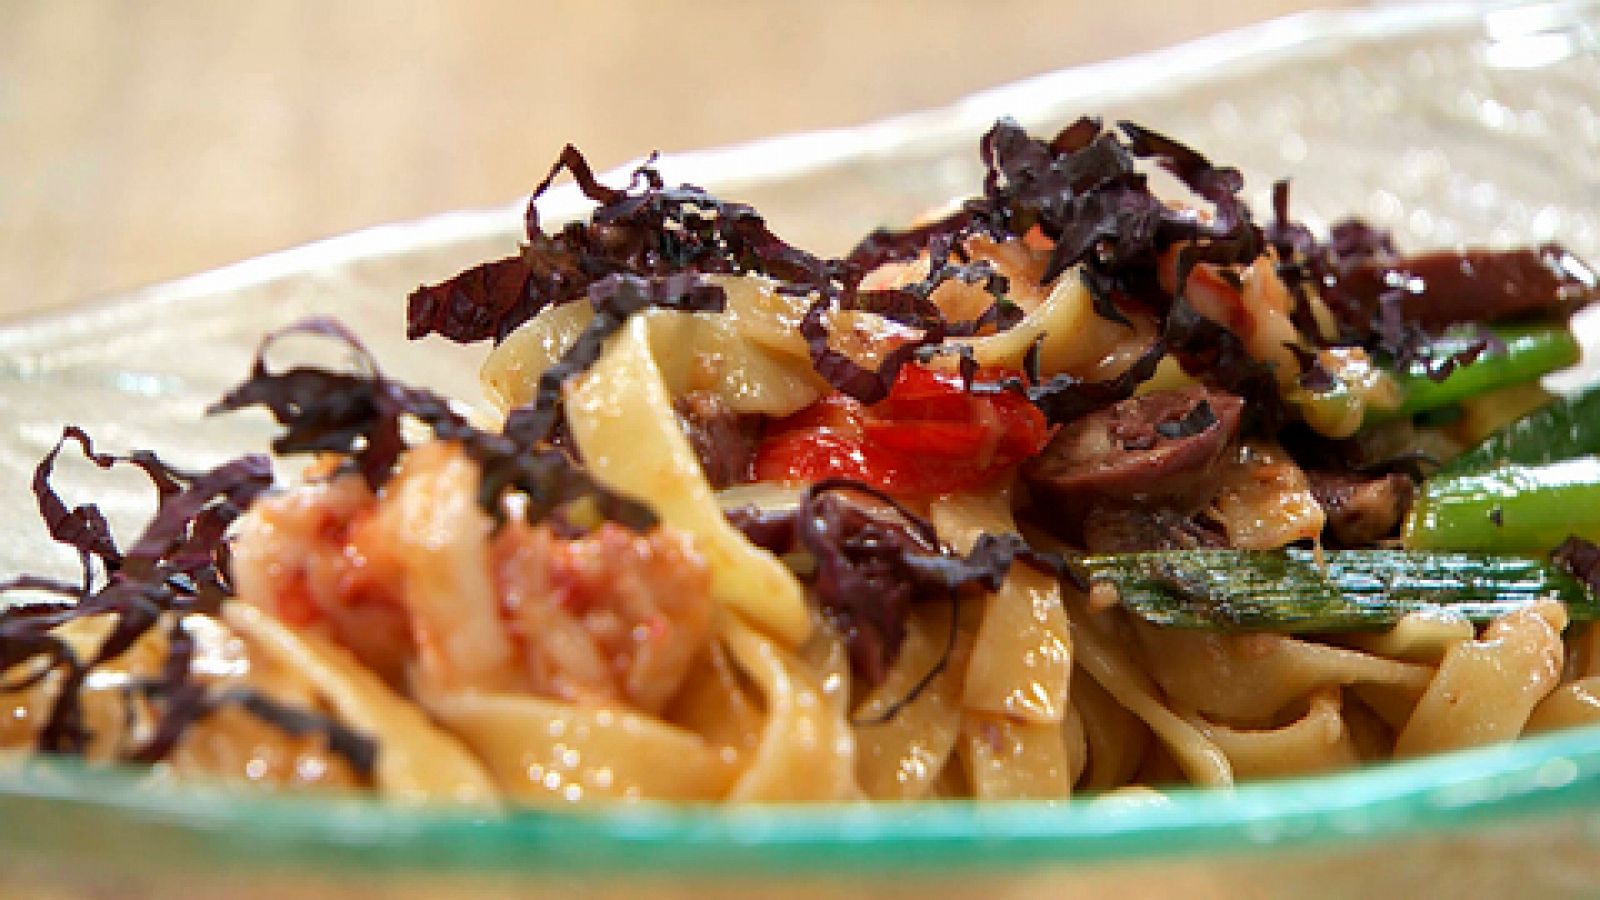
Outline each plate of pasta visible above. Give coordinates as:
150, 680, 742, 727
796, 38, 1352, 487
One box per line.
5, 2, 1600, 896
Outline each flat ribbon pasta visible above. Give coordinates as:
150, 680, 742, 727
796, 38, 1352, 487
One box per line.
1395, 600, 1567, 756
481, 299, 596, 411
929, 486, 1072, 725
1133, 624, 1434, 726
959, 712, 1075, 801
720, 614, 861, 803
1071, 667, 1151, 792
0, 616, 159, 764
417, 685, 733, 805
565, 311, 811, 645
483, 274, 824, 416
1183, 687, 1360, 780
1, 613, 372, 793
1065, 600, 1233, 787
1528, 676, 1600, 733
955, 268, 1120, 377
225, 603, 499, 807
853, 607, 966, 802
1342, 609, 1476, 665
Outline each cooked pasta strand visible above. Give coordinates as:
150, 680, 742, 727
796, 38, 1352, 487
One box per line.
566, 312, 812, 645
226, 604, 499, 807
720, 614, 861, 802
853, 607, 966, 801
930, 488, 1072, 724
1396, 601, 1567, 756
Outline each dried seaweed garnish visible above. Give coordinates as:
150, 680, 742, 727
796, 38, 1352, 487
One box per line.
975, 118, 1263, 294
404, 255, 544, 349
824, 118, 1265, 402
503, 272, 727, 446
845, 213, 976, 275
1273, 185, 1491, 382
971, 338, 1167, 426
1264, 179, 1536, 386
800, 296, 939, 405
1120, 121, 1249, 233
129, 683, 376, 775
407, 144, 837, 345
1372, 294, 1502, 384
1266, 180, 1336, 345
1080, 267, 1133, 328
210, 318, 417, 489
789, 479, 1064, 697
0, 428, 275, 759
1163, 297, 1286, 432
1286, 344, 1337, 392
806, 230, 1021, 400
1155, 400, 1218, 440
212, 317, 657, 530
404, 119, 1275, 417
1554, 536, 1600, 595
407, 120, 1272, 411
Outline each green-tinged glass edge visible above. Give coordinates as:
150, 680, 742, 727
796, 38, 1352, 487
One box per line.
4, 722, 1600, 876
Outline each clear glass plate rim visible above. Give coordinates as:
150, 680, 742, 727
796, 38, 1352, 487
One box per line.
3, 0, 1600, 876
4, 721, 1600, 873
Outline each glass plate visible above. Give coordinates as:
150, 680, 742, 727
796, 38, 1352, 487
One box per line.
4, 2, 1600, 895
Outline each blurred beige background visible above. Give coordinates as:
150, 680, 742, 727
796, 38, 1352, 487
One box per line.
0, 1, 1357, 320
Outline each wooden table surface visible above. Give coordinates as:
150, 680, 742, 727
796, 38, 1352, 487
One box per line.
0, 1, 1353, 320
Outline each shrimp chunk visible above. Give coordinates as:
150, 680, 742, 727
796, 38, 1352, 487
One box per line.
492, 520, 714, 714
231, 473, 415, 688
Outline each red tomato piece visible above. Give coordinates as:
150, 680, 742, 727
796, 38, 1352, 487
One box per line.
753, 363, 1050, 496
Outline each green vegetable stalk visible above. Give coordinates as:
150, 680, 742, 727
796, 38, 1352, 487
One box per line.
1405, 457, 1600, 554
1439, 385, 1600, 476
1081, 548, 1595, 632
1370, 322, 1580, 423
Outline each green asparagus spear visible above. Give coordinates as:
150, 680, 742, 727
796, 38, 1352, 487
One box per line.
1080, 548, 1596, 632
1439, 385, 1600, 477
1368, 322, 1580, 423
1405, 457, 1600, 554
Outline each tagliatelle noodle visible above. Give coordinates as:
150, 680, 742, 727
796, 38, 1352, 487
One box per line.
955, 272, 1115, 377
484, 275, 825, 417
1395, 600, 1568, 756
1181, 687, 1360, 780
852, 607, 967, 801
223, 603, 499, 807
0, 612, 372, 793
563, 310, 812, 645
417, 685, 734, 805
1341, 609, 1477, 665
1133, 624, 1435, 726
719, 614, 861, 802
1069, 669, 1151, 792
661, 639, 768, 770
959, 713, 1075, 801
1061, 598, 1234, 787
1527, 676, 1600, 733
0, 617, 157, 765
928, 486, 1072, 725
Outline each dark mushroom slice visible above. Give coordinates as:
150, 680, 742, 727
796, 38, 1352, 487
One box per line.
1324, 245, 1597, 331
675, 391, 762, 489
1023, 385, 1245, 508
1307, 470, 1416, 548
